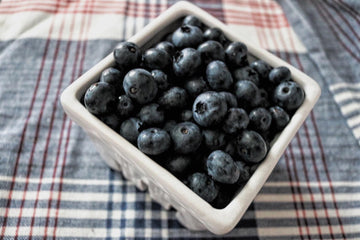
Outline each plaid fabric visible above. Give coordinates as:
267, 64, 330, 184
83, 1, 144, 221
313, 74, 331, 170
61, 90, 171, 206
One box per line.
1, 0, 360, 239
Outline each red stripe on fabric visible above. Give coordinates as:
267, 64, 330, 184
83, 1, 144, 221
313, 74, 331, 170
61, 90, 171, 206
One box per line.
338, 0, 360, 22
0, 1, 61, 239
248, 0, 267, 49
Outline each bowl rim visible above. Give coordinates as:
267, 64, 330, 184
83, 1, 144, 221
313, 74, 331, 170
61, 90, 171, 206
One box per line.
60, 1, 321, 235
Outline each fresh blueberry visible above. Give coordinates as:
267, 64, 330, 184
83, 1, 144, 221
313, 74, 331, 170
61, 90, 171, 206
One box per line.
197, 40, 225, 65
254, 88, 270, 108
225, 42, 248, 67
163, 120, 177, 133
84, 82, 116, 115
170, 122, 202, 154
222, 108, 249, 134
116, 95, 134, 118
211, 184, 237, 209
273, 81, 305, 111
269, 66, 291, 84
203, 27, 227, 45
119, 117, 143, 143
142, 48, 172, 71
164, 155, 191, 178
236, 130, 267, 163
137, 128, 171, 155
172, 25, 203, 49
183, 15, 203, 29
113, 42, 142, 70
173, 48, 202, 77
192, 91, 228, 127
202, 129, 227, 150
151, 70, 170, 91
249, 108, 272, 132
158, 86, 188, 110
232, 66, 260, 86
155, 41, 175, 56
181, 109, 193, 122
219, 91, 238, 108
99, 67, 124, 92
235, 161, 251, 184
250, 163, 260, 174
206, 60, 233, 91
183, 76, 209, 99
187, 172, 219, 203
207, 150, 240, 184
224, 139, 237, 158
269, 106, 290, 131
234, 80, 260, 110
123, 68, 158, 104
98, 113, 121, 131
250, 60, 272, 81
139, 103, 165, 126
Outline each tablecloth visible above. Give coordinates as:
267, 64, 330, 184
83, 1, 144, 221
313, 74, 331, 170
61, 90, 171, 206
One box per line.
1, 0, 360, 239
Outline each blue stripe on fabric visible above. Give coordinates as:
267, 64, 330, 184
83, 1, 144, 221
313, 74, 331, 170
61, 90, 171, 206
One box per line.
106, 169, 115, 240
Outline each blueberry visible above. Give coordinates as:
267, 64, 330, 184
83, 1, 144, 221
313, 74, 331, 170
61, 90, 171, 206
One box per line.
113, 42, 142, 70
116, 95, 134, 118
206, 60, 233, 91
225, 42, 248, 67
197, 40, 225, 65
211, 184, 237, 209
119, 117, 143, 143
155, 41, 175, 56
84, 82, 116, 115
234, 161, 251, 184
222, 108, 249, 134
98, 113, 121, 131
254, 88, 270, 108
172, 25, 203, 49
137, 128, 171, 155
269, 66, 291, 84
183, 15, 203, 29
123, 68, 158, 104
187, 172, 219, 203
158, 86, 188, 110
151, 70, 170, 91
183, 76, 209, 99
234, 80, 259, 110
164, 155, 191, 178
232, 66, 260, 86
143, 48, 172, 70
207, 150, 240, 184
181, 109, 193, 122
173, 48, 202, 77
250, 60, 272, 81
224, 139, 237, 158
170, 122, 202, 154
192, 91, 228, 127
269, 106, 290, 131
219, 91, 238, 108
202, 129, 227, 150
99, 67, 124, 92
203, 27, 227, 45
139, 103, 165, 126
249, 108, 272, 132
163, 120, 177, 133
273, 81, 305, 111
236, 130, 267, 163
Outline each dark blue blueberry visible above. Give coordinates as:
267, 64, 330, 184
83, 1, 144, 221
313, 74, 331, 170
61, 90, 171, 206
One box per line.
254, 88, 270, 108
211, 184, 237, 209
163, 32, 173, 42
187, 172, 219, 203
116, 95, 134, 118
206, 60, 233, 91
192, 91, 228, 127
183, 76, 209, 99
250, 163, 260, 174
163, 120, 177, 133
203, 27, 227, 45
197, 40, 225, 65
123, 68, 158, 104
222, 108, 249, 134
84, 82, 116, 115
142, 48, 172, 70
173, 48, 202, 77
113, 42, 142, 70
139, 103, 165, 126
172, 25, 203, 49
232, 66, 260, 86
119, 117, 143, 143
151, 70, 170, 91
202, 129, 227, 151
155, 41, 175, 56
98, 113, 121, 131
234, 161, 251, 184
219, 91, 238, 108
269, 66, 291, 84
249, 108, 272, 132
224, 139, 237, 158
183, 15, 203, 29
164, 155, 191, 178
158, 86, 188, 110
269, 106, 290, 131
225, 42, 248, 67
236, 130, 268, 163
273, 81, 305, 111
99, 67, 124, 92
250, 60, 272, 81
181, 109, 193, 122
137, 128, 171, 155
234, 80, 260, 110
207, 150, 240, 184
170, 122, 202, 154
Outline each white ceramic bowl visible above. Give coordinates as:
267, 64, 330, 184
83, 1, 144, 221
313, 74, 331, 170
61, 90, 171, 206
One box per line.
60, 1, 321, 235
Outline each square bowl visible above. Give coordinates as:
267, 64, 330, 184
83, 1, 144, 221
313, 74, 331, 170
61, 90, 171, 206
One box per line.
60, 1, 321, 235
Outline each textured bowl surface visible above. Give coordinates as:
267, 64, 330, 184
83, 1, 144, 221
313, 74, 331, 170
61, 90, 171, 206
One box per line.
60, 1, 321, 235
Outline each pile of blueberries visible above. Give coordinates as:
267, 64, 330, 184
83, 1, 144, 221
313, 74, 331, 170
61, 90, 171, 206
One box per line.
83, 15, 305, 208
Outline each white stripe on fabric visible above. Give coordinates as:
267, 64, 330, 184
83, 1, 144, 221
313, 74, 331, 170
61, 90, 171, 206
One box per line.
348, 115, 360, 128
341, 102, 359, 116
329, 82, 360, 91
255, 208, 360, 219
